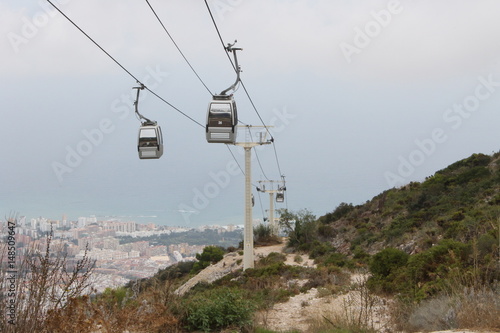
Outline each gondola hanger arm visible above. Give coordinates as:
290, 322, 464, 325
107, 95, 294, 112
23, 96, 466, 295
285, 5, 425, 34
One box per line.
133, 83, 154, 124
220, 41, 243, 96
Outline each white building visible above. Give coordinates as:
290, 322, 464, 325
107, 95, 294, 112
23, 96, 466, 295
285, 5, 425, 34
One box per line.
78, 217, 87, 228
19, 216, 26, 228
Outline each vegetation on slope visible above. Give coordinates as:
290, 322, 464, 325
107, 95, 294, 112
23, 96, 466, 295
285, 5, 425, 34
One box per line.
2, 152, 498, 332
277, 153, 498, 296
277, 152, 500, 331
320, 153, 499, 254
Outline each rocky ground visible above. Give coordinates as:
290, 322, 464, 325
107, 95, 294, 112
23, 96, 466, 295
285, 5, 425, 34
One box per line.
256, 273, 392, 332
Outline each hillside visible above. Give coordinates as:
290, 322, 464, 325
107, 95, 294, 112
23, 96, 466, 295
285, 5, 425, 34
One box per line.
4, 153, 498, 333
126, 152, 498, 332
319, 152, 500, 257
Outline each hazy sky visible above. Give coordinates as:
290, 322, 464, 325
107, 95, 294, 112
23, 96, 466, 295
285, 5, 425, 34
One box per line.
1, 0, 500, 226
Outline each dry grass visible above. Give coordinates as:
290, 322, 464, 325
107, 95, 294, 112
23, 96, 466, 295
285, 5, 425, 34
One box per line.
309, 274, 390, 333
455, 285, 500, 330
0, 222, 95, 333
45, 279, 182, 332
389, 283, 499, 332
407, 295, 457, 331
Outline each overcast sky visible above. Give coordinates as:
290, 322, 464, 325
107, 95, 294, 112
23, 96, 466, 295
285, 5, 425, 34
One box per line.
1, 0, 500, 227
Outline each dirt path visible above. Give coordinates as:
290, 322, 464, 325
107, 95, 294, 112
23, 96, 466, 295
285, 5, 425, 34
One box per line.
257, 274, 391, 332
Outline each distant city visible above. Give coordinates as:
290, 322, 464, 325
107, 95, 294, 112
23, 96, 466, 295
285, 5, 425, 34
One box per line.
0, 215, 244, 292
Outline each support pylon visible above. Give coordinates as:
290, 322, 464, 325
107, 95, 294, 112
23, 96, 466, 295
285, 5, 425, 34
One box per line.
234, 126, 272, 270
257, 179, 286, 236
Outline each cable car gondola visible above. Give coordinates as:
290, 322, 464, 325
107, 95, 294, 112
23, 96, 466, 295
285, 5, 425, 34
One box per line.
206, 41, 242, 145
276, 186, 286, 203
133, 84, 163, 159
138, 121, 163, 159
276, 178, 286, 203
206, 95, 238, 144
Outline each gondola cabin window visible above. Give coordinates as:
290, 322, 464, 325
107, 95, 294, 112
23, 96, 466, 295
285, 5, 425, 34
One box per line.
139, 128, 158, 146
208, 103, 232, 127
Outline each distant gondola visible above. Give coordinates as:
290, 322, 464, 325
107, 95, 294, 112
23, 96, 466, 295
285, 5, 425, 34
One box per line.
206, 95, 238, 144
138, 121, 163, 159
276, 190, 285, 203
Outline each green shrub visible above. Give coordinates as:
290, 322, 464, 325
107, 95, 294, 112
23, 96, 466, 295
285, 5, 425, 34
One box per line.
280, 209, 317, 249
318, 202, 354, 224
309, 241, 335, 259
246, 262, 286, 278
318, 224, 336, 238
149, 261, 195, 284
477, 233, 497, 257
369, 248, 409, 278
184, 288, 255, 331
367, 248, 410, 294
384, 217, 414, 240
435, 153, 491, 175
101, 286, 131, 309
191, 260, 210, 274
258, 252, 286, 266
352, 246, 370, 265
443, 219, 467, 239
254, 224, 281, 245
191, 245, 225, 274
321, 252, 349, 268
408, 240, 470, 283
196, 245, 225, 263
